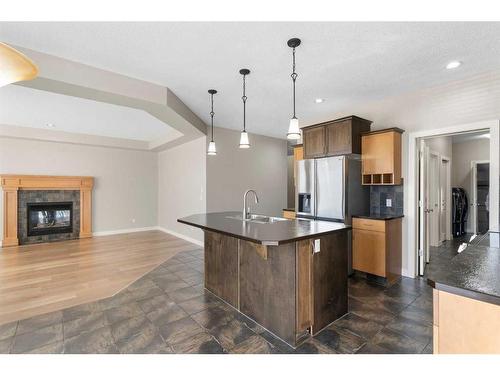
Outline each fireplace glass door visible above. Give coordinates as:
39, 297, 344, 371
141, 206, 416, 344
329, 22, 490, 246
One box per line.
27, 202, 73, 236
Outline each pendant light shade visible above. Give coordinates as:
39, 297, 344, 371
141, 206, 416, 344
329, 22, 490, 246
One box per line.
287, 38, 301, 140
0, 42, 38, 87
239, 69, 251, 149
287, 118, 301, 140
207, 140, 217, 155
239, 131, 250, 148
207, 89, 217, 156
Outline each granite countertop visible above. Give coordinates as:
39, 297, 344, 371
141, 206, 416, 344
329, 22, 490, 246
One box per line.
352, 214, 404, 221
282, 208, 295, 212
427, 232, 500, 305
178, 211, 350, 246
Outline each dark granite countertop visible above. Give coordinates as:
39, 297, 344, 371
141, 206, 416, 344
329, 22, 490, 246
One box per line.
178, 211, 350, 246
352, 214, 404, 221
427, 232, 500, 305
282, 208, 295, 212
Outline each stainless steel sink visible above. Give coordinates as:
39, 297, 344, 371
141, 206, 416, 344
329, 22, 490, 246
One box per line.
226, 214, 290, 224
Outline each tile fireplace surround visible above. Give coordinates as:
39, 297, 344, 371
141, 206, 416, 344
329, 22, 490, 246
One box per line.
1, 175, 94, 247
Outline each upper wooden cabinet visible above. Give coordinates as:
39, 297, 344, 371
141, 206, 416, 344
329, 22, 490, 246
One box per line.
303, 125, 326, 158
361, 128, 403, 185
302, 116, 372, 159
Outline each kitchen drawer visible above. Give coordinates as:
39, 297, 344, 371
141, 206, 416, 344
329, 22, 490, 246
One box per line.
352, 229, 386, 277
352, 218, 386, 232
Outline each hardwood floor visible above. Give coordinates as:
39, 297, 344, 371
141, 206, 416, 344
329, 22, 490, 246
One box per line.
0, 231, 199, 325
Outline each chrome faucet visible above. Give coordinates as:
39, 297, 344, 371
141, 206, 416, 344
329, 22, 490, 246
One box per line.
243, 189, 259, 220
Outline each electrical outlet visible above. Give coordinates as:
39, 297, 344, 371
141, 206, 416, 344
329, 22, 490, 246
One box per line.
386, 199, 392, 207
314, 239, 321, 253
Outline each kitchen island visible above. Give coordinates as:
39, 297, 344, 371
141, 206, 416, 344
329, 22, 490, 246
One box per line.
178, 211, 350, 347
427, 231, 500, 353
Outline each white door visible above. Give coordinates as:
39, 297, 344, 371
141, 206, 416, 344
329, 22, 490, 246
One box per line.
471, 160, 490, 234
418, 142, 431, 275
439, 158, 450, 242
429, 153, 440, 248
471, 161, 478, 235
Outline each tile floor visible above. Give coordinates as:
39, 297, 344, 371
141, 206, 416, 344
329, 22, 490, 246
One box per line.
0, 247, 436, 354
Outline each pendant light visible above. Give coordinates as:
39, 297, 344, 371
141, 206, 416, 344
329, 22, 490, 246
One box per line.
287, 38, 301, 140
239, 68, 251, 149
0, 42, 38, 87
207, 89, 217, 155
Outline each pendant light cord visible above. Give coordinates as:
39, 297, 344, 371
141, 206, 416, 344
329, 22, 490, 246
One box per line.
291, 47, 298, 119
210, 92, 215, 142
242, 74, 247, 132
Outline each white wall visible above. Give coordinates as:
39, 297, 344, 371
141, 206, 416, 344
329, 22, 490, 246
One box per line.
158, 137, 206, 244
0, 138, 158, 239
424, 137, 452, 158
206, 127, 288, 217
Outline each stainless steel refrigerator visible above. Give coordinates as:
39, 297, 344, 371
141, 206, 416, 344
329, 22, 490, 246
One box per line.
296, 155, 369, 223
295, 155, 370, 274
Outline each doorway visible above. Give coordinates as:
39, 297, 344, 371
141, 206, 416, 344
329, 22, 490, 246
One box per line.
439, 157, 451, 243
417, 129, 491, 276
471, 161, 490, 234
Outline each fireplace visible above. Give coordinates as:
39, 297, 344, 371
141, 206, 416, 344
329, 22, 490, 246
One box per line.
27, 202, 73, 237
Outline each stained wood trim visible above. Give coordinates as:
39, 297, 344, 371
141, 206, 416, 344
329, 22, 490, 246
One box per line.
2, 188, 19, 247
296, 240, 313, 333
302, 115, 373, 130
0, 174, 94, 190
1, 175, 94, 247
360, 127, 405, 136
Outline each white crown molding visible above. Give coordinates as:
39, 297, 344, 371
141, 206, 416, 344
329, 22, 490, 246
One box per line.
0, 123, 151, 151
10, 45, 206, 151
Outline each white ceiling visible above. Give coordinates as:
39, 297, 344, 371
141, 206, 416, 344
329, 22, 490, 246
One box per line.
1, 22, 500, 139
0, 84, 181, 142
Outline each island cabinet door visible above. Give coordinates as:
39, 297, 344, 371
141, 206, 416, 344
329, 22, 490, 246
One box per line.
204, 231, 239, 308
311, 230, 348, 334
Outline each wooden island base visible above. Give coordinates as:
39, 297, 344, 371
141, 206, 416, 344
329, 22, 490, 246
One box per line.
204, 230, 348, 347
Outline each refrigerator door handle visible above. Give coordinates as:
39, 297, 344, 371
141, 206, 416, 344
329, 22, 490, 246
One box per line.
315, 159, 318, 218
342, 157, 346, 221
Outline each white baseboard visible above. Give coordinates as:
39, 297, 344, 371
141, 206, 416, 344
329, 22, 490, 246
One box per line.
155, 226, 204, 247
1, 227, 203, 248
401, 268, 415, 278
93, 226, 158, 237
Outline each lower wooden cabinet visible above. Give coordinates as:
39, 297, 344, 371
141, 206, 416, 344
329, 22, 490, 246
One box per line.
352, 217, 402, 283
433, 289, 500, 353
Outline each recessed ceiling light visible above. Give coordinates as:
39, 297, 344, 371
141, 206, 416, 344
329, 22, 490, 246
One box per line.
446, 61, 462, 70
315, 98, 324, 104
46, 123, 55, 128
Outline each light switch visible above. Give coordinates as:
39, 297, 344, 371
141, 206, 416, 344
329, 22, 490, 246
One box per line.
386, 199, 392, 207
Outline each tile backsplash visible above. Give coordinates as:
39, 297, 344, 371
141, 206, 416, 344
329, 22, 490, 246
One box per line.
370, 185, 404, 216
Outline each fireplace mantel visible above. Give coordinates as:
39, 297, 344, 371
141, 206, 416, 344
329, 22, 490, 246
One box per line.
1, 175, 94, 247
